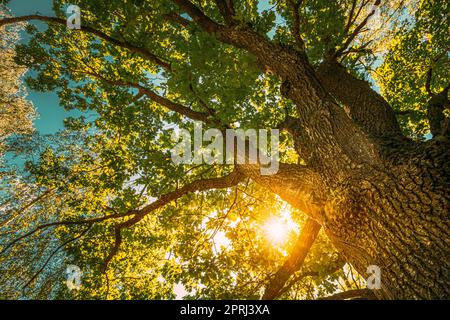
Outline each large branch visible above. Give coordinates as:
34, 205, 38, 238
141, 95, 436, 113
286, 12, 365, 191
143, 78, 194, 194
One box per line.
173, 1, 378, 175
172, 0, 299, 75
2, 169, 244, 273
262, 217, 321, 300
0, 15, 172, 71
237, 163, 325, 222
172, 0, 221, 33
316, 59, 404, 140
100, 164, 326, 272
100, 170, 244, 271
427, 85, 450, 138
275, 257, 345, 298
214, 0, 236, 25
287, 0, 305, 50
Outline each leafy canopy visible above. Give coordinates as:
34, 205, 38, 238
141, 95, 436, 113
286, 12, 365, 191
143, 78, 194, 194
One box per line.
0, 0, 447, 299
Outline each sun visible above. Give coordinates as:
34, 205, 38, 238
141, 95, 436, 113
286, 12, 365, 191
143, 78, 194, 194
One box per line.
262, 217, 290, 245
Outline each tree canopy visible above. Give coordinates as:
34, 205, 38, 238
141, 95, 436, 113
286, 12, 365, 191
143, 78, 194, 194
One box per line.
0, 0, 448, 300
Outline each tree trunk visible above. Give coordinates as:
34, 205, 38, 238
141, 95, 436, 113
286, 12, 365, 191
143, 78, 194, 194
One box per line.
236, 48, 450, 299
91, 4, 450, 298
317, 139, 450, 299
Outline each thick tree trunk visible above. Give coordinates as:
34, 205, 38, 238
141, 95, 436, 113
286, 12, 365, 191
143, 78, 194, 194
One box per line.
141, 6, 450, 298
243, 53, 450, 299
317, 140, 450, 299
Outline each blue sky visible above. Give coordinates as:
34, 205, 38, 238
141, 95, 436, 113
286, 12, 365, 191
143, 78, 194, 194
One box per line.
7, 0, 82, 135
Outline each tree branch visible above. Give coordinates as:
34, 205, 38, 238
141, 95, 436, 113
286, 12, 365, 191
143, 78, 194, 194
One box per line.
214, 0, 235, 25
316, 58, 404, 140
172, 0, 221, 33
335, 0, 381, 58
425, 67, 433, 97
287, 0, 305, 50
99, 170, 244, 271
163, 12, 191, 27
22, 225, 92, 289
174, 0, 379, 174
275, 257, 345, 298
344, 0, 358, 34
100, 225, 123, 273
261, 217, 321, 300
238, 163, 325, 221
277, 115, 301, 133
427, 85, 450, 138
0, 210, 136, 255
0, 15, 172, 71
320, 288, 377, 300
78, 69, 210, 123
425, 49, 449, 97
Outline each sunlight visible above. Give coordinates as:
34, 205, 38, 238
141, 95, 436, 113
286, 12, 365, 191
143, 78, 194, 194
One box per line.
262, 216, 290, 245
262, 207, 299, 247
213, 231, 231, 252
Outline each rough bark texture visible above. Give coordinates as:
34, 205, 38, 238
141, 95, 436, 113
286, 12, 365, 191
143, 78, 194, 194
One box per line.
196, 12, 450, 299
320, 140, 450, 299
316, 59, 404, 140
218, 29, 450, 299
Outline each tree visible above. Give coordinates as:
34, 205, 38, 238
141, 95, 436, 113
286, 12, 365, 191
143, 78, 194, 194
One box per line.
0, 0, 448, 299
0, 7, 36, 158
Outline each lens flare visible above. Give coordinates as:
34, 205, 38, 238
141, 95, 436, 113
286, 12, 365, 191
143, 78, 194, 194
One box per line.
262, 217, 290, 245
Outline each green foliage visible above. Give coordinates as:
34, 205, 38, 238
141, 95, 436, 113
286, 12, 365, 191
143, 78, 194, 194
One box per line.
2, 0, 444, 299
375, 0, 449, 137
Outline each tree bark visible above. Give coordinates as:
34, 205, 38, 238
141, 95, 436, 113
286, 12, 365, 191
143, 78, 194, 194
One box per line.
316, 59, 404, 140
316, 139, 450, 299
207, 14, 450, 299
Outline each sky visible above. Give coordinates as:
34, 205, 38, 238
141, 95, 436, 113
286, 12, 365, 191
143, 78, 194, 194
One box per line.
6, 0, 82, 135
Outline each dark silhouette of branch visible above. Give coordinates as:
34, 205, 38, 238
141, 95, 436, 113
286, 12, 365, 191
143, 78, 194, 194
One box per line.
100, 225, 123, 273
77, 69, 210, 123
163, 12, 191, 27
344, 0, 359, 34
214, 0, 236, 25
427, 84, 450, 138
275, 257, 346, 298
99, 170, 244, 272
425, 68, 433, 97
287, 0, 305, 50
22, 225, 92, 290
262, 218, 322, 300
320, 288, 377, 300
335, 0, 381, 58
0, 211, 135, 255
172, 0, 221, 33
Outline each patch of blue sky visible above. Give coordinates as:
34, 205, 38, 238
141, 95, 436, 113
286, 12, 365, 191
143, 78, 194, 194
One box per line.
6, 0, 86, 135
257, 0, 285, 39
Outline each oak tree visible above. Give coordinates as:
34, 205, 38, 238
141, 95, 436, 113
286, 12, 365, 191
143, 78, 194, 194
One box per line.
0, 0, 448, 299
